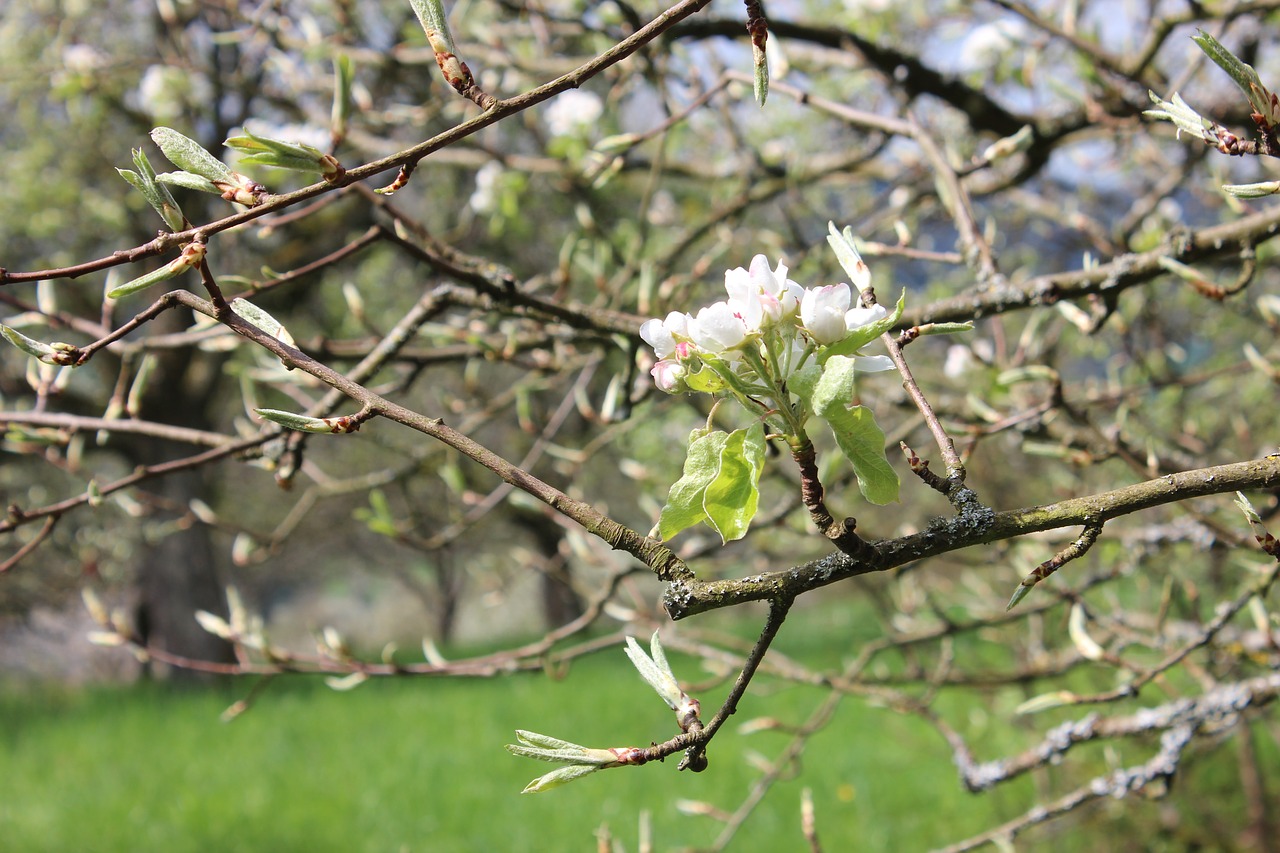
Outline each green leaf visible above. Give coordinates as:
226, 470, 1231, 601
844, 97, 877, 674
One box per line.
155, 170, 221, 194
1, 324, 61, 364
355, 488, 399, 537
1192, 30, 1271, 118
519, 763, 601, 793
151, 126, 234, 183
106, 262, 184, 298
332, 53, 354, 139
107, 242, 205, 299
820, 289, 905, 363
231, 298, 295, 347
235, 152, 324, 173
408, 0, 457, 53
226, 127, 340, 179
226, 129, 323, 161
812, 356, 899, 505
657, 429, 727, 540
786, 361, 821, 404
702, 422, 766, 543
118, 149, 185, 231
254, 407, 363, 434
509, 730, 593, 756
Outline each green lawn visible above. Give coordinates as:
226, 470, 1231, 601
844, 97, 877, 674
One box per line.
0, 617, 1256, 852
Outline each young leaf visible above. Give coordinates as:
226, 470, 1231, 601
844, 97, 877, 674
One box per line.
1, 324, 65, 365
820, 289, 905, 363
811, 356, 899, 505
225, 127, 344, 181
118, 148, 185, 230
151, 126, 234, 183
701, 422, 766, 543
332, 53, 354, 142
1192, 30, 1279, 124
155, 170, 221, 194
107, 242, 205, 298
624, 631, 684, 711
408, 0, 457, 54
1144, 91, 1214, 143
826, 222, 872, 293
231, 298, 296, 347
518, 763, 602, 793
1223, 181, 1280, 199
254, 408, 364, 434
657, 429, 728, 540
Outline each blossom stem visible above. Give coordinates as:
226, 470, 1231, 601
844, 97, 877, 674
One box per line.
789, 433, 876, 558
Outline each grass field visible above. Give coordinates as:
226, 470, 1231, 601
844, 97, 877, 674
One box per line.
0, 612, 1263, 852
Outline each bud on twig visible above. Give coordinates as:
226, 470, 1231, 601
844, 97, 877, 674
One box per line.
254, 407, 369, 434
505, 730, 641, 793
151, 126, 270, 206
625, 631, 702, 732
0, 325, 77, 366
107, 240, 205, 298
408, 0, 497, 109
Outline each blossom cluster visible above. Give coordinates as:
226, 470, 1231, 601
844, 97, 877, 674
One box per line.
640, 254, 892, 394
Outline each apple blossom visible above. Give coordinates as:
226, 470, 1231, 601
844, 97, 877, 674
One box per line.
639, 311, 691, 360
852, 354, 895, 373
844, 303, 887, 332
688, 301, 748, 353
639, 245, 903, 398
650, 358, 687, 392
642, 234, 913, 546
800, 283, 852, 345
724, 255, 804, 330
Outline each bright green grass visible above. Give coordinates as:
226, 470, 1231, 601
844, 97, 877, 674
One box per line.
0, 609, 1261, 852
0, 657, 1015, 851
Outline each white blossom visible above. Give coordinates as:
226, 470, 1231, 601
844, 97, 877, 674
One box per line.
800, 283, 852, 345
545, 90, 604, 137
688, 301, 748, 353
639, 311, 690, 360
844, 303, 887, 334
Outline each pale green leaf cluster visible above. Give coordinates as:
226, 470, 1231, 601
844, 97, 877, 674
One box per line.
624, 631, 683, 711
504, 731, 623, 793
0, 325, 76, 366
1192, 30, 1280, 126
658, 423, 766, 543
1144, 91, 1214, 143
151, 126, 235, 184
116, 148, 185, 231
803, 356, 898, 506
226, 127, 343, 181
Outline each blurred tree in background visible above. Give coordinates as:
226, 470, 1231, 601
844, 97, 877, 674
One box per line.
2, 0, 1279, 849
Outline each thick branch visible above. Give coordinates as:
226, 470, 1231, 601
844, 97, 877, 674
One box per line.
663, 455, 1280, 618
